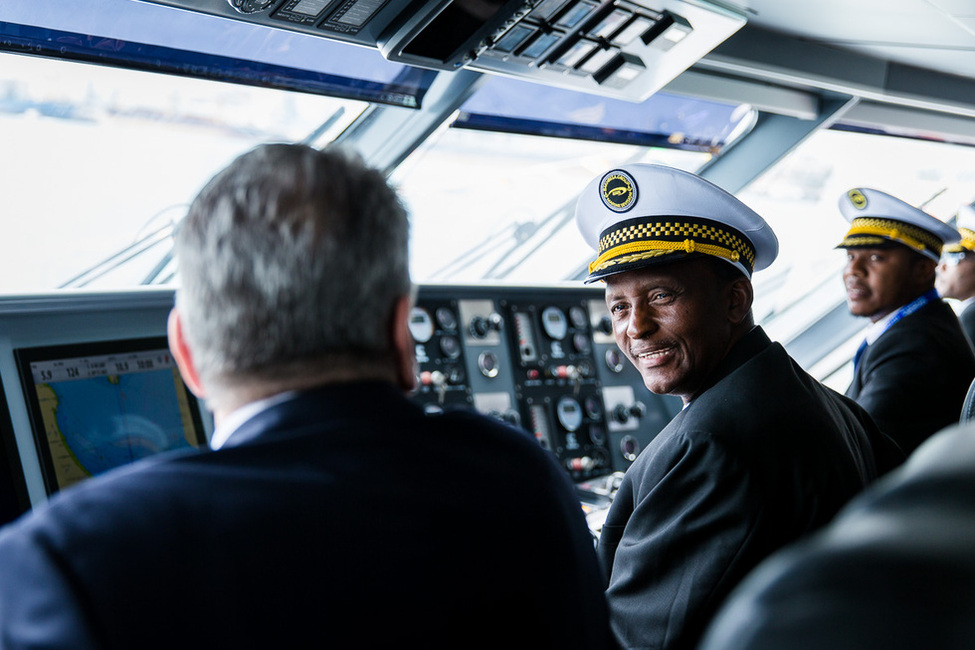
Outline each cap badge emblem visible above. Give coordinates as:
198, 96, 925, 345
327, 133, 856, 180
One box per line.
848, 189, 868, 210
600, 170, 637, 213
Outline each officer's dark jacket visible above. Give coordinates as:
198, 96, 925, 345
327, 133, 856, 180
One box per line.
0, 381, 612, 649
846, 298, 975, 455
597, 326, 900, 650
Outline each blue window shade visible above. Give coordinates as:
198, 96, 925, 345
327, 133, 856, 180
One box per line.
0, 21, 436, 109
456, 76, 754, 151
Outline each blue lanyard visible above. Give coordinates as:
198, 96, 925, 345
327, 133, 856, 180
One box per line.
854, 288, 939, 370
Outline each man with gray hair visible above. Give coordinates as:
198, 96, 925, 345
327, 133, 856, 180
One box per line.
0, 144, 611, 649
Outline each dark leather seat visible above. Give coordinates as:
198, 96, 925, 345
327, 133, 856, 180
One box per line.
699, 422, 975, 650
961, 377, 975, 423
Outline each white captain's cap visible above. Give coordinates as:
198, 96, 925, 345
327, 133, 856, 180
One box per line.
575, 164, 778, 282
944, 202, 975, 254
835, 187, 960, 262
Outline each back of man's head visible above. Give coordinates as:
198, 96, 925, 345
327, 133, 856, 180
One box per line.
175, 144, 410, 400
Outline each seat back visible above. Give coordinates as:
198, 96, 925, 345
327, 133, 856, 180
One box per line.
961, 377, 975, 423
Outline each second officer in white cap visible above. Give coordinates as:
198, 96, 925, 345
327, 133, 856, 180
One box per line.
838, 188, 975, 455
936, 201, 975, 346
578, 164, 901, 650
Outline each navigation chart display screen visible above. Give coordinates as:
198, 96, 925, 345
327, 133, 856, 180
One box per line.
16, 337, 207, 494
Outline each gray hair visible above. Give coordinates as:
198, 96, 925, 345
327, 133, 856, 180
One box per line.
175, 143, 410, 391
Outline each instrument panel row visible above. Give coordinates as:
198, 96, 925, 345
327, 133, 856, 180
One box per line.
0, 286, 679, 526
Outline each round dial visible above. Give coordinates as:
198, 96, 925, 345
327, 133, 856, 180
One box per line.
556, 396, 583, 432
569, 305, 588, 328
435, 307, 457, 331
541, 306, 568, 340
408, 307, 434, 343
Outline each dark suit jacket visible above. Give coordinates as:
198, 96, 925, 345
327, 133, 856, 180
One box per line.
0, 381, 611, 649
596, 327, 899, 650
846, 299, 975, 455
699, 421, 975, 650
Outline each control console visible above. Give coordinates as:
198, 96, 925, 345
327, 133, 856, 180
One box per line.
410, 285, 680, 481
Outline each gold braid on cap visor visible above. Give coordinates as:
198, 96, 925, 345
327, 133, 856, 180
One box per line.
588, 219, 756, 276
944, 227, 975, 254
839, 217, 943, 256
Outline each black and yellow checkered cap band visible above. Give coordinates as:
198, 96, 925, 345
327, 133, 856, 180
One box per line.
836, 217, 944, 257
588, 216, 756, 277
944, 227, 975, 254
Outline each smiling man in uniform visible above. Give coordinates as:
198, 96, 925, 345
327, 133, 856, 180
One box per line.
576, 164, 901, 650
838, 188, 975, 455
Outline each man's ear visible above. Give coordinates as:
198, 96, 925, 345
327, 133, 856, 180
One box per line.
914, 256, 937, 286
727, 276, 754, 325
168, 308, 207, 399
390, 294, 418, 393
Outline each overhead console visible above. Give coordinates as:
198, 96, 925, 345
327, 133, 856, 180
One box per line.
142, 0, 746, 101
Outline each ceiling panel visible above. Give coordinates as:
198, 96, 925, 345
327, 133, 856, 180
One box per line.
739, 0, 975, 78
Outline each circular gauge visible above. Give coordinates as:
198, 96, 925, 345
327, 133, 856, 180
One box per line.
445, 365, 465, 385
584, 395, 602, 420
576, 361, 593, 378
556, 396, 584, 432
620, 435, 641, 462
435, 307, 457, 331
541, 306, 568, 340
605, 348, 625, 373
408, 307, 434, 343
569, 305, 588, 328
440, 335, 461, 359
573, 332, 591, 354
478, 351, 500, 378
589, 424, 607, 445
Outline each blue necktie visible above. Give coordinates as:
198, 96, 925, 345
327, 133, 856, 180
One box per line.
853, 289, 938, 372
853, 339, 868, 371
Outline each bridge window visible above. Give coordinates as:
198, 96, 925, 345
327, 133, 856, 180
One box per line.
394, 76, 756, 284
0, 50, 367, 290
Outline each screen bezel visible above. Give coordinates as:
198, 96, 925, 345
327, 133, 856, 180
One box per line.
15, 336, 207, 496
0, 381, 30, 526
380, 0, 527, 70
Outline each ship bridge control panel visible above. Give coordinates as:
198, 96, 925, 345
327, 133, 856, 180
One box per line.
410, 285, 680, 482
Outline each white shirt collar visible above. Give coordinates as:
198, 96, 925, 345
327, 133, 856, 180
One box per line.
209, 391, 300, 450
864, 309, 899, 346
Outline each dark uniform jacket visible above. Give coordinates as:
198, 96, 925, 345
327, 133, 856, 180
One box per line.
846, 298, 975, 455
596, 327, 900, 650
699, 421, 975, 650
0, 381, 612, 650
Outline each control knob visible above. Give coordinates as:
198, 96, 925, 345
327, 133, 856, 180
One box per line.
469, 313, 503, 339
566, 456, 598, 472
612, 400, 646, 424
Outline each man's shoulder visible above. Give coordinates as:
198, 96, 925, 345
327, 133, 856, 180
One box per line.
889, 297, 963, 335
0, 446, 206, 571
694, 340, 800, 412
876, 299, 972, 357
687, 340, 873, 441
